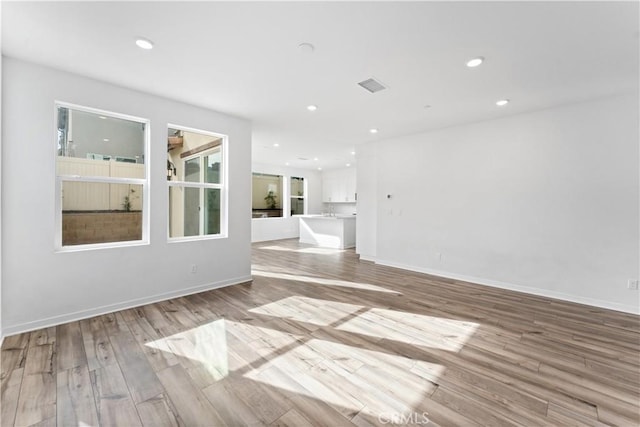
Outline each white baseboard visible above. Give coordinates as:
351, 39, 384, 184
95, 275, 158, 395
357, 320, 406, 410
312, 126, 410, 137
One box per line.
1, 275, 253, 338
372, 258, 640, 315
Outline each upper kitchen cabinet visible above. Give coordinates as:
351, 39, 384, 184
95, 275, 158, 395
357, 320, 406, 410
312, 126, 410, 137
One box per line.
322, 167, 356, 203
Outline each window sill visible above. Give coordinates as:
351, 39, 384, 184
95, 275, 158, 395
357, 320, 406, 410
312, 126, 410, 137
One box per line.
168, 234, 228, 244
56, 239, 149, 253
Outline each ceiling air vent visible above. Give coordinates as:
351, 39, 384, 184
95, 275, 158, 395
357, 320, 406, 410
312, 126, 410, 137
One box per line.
358, 77, 387, 94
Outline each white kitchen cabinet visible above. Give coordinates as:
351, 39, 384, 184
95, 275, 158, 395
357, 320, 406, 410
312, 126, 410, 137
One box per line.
299, 215, 356, 249
322, 168, 356, 203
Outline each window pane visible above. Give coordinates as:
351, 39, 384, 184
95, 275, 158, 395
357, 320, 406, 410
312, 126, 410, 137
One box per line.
252, 173, 283, 218
57, 106, 145, 179
184, 158, 200, 182
184, 187, 200, 236
168, 186, 182, 238
205, 188, 221, 235
169, 186, 222, 238
205, 149, 221, 184
62, 181, 143, 246
291, 177, 304, 197
167, 128, 222, 184
291, 198, 304, 215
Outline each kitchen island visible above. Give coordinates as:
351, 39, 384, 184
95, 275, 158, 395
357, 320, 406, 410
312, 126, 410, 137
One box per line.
298, 215, 356, 249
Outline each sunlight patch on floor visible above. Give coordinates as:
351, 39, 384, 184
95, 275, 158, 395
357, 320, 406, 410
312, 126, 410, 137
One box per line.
337, 308, 479, 352
249, 295, 365, 327
260, 245, 346, 255
243, 338, 445, 418
251, 269, 401, 294
145, 319, 229, 380
142, 307, 468, 421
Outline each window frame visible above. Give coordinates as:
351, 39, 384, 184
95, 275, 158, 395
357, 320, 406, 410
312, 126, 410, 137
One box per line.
54, 101, 150, 252
167, 124, 228, 242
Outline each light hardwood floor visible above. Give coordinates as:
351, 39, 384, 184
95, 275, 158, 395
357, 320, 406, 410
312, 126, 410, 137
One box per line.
2, 239, 639, 426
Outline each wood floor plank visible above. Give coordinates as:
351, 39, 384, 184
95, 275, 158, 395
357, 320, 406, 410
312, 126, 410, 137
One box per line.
57, 366, 99, 426
90, 363, 142, 427
57, 321, 87, 371
156, 364, 228, 426
14, 372, 56, 427
218, 376, 291, 425
285, 395, 356, 427
24, 333, 56, 377
1, 333, 30, 380
412, 395, 481, 427
108, 326, 165, 404
121, 310, 180, 373
202, 379, 266, 427
135, 393, 180, 427
596, 405, 640, 426
27, 416, 57, 427
431, 386, 520, 427
100, 312, 130, 336
80, 317, 117, 371
271, 408, 313, 427
547, 401, 606, 427
537, 363, 640, 421
0, 367, 24, 427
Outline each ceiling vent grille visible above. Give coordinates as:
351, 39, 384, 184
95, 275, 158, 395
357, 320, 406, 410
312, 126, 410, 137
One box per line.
358, 77, 386, 93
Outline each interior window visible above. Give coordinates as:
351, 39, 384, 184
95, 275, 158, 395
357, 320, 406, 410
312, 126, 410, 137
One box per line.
55, 104, 148, 248
290, 176, 305, 215
168, 126, 226, 239
252, 173, 284, 218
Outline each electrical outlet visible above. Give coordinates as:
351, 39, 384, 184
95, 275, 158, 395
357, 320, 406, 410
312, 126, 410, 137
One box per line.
628, 279, 639, 290
190, 264, 198, 274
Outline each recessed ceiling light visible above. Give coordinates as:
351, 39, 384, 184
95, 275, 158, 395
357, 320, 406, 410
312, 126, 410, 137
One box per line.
346, 163, 351, 167
369, 128, 379, 134
285, 162, 290, 166
496, 99, 510, 107
103, 138, 110, 142
307, 105, 318, 111
466, 57, 484, 68
351, 151, 356, 155
135, 38, 154, 50
273, 143, 280, 147
317, 167, 322, 171
314, 157, 319, 161
99, 116, 107, 120
299, 42, 315, 54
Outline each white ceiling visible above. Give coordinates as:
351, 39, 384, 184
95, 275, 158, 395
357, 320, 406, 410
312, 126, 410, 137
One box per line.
2, 1, 638, 170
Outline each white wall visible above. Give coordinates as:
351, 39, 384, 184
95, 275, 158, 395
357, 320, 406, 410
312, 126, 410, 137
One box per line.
357, 93, 639, 314
1, 58, 252, 335
0, 21, 3, 343
356, 147, 377, 260
251, 163, 322, 242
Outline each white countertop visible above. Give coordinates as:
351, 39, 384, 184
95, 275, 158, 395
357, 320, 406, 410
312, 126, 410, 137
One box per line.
298, 214, 356, 220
